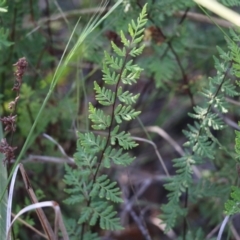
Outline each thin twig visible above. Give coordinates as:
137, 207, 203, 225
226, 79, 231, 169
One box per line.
11, 213, 47, 239
174, 11, 233, 28
42, 133, 74, 163
129, 209, 152, 240
146, 126, 202, 179
132, 136, 170, 177
24, 154, 74, 164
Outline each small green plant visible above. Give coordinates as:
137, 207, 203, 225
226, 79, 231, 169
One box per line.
63, 4, 148, 238
161, 27, 240, 235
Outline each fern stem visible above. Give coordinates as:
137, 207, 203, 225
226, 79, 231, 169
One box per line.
183, 188, 189, 240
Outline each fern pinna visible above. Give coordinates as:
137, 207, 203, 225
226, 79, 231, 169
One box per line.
63, 5, 147, 239
161, 29, 240, 233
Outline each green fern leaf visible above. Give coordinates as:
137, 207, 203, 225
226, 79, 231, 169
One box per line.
111, 125, 137, 150
102, 63, 119, 85
94, 81, 115, 106
90, 175, 123, 203
161, 201, 187, 232
81, 201, 122, 230
212, 94, 228, 113
111, 41, 126, 57
128, 23, 134, 38
64, 195, 85, 205
221, 80, 239, 97
78, 207, 92, 224
183, 122, 201, 147
103, 146, 135, 167
203, 113, 225, 130
129, 44, 145, 57
120, 30, 130, 47
79, 132, 106, 152
89, 103, 111, 129
188, 106, 208, 120
117, 87, 139, 104
193, 136, 215, 159
121, 65, 143, 84
225, 186, 240, 215
114, 104, 140, 123
104, 51, 123, 70
74, 147, 97, 168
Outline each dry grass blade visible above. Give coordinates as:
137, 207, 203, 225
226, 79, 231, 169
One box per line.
11, 213, 47, 239
19, 164, 69, 239
132, 136, 170, 177
194, 0, 240, 26
146, 126, 184, 156
6, 163, 68, 239
7, 201, 67, 240
146, 126, 201, 179
24, 155, 74, 164
42, 133, 74, 162
19, 164, 56, 240
6, 164, 20, 240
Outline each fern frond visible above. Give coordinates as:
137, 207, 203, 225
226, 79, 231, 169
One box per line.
162, 38, 239, 231
64, 4, 148, 236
